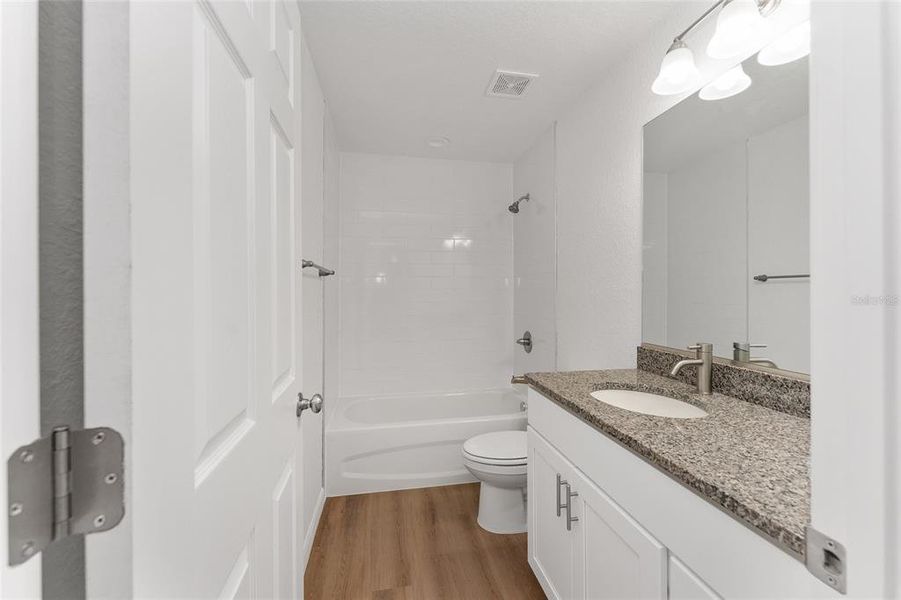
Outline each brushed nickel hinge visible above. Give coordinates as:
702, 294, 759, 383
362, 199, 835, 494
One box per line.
806, 525, 846, 594
7, 426, 124, 566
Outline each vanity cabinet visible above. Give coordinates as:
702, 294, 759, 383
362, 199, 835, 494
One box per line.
528, 428, 667, 600
526, 387, 830, 600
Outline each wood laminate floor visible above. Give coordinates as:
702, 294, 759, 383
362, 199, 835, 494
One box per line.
304, 483, 545, 599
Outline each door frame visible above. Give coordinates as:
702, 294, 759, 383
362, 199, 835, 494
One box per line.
809, 3, 900, 597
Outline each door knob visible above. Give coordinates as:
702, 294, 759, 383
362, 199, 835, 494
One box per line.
297, 393, 323, 417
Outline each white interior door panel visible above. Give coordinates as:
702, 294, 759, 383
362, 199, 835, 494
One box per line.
116, 1, 304, 596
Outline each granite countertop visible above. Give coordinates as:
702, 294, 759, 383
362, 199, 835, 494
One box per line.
524, 368, 809, 560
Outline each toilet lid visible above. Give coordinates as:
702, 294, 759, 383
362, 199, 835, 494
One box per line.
463, 430, 527, 462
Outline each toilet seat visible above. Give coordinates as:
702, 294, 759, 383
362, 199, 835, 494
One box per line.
462, 455, 528, 475
462, 431, 527, 466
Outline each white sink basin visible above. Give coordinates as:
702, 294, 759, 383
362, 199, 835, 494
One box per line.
589, 389, 707, 419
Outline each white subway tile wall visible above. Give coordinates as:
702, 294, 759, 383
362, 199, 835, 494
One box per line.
339, 153, 514, 397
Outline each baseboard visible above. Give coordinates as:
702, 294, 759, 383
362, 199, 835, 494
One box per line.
301, 487, 326, 573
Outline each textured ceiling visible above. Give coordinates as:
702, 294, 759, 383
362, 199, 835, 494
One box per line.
299, 1, 682, 163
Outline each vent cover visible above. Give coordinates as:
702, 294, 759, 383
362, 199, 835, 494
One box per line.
486, 70, 538, 99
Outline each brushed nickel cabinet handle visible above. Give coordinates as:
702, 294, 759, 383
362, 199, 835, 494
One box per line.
565, 483, 579, 531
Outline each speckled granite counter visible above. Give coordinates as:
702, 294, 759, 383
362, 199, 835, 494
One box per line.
523, 368, 809, 560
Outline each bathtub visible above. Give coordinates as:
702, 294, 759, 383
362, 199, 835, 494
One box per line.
326, 389, 527, 496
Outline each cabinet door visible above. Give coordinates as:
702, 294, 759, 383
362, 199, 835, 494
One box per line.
668, 556, 722, 600
572, 466, 667, 600
528, 427, 578, 600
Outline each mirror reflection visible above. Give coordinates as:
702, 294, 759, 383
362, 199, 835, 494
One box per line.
642, 56, 809, 374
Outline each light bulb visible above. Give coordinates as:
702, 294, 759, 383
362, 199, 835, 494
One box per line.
699, 64, 752, 100
758, 21, 810, 66
707, 0, 772, 60
652, 41, 701, 96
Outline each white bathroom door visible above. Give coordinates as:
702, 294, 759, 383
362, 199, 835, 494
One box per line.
1, 1, 41, 596
86, 1, 305, 597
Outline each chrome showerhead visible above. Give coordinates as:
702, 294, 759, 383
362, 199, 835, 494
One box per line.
508, 193, 529, 214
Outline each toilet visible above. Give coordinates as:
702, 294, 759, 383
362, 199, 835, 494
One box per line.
462, 430, 528, 534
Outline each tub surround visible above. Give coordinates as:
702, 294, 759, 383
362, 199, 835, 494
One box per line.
638, 343, 810, 418
522, 366, 809, 560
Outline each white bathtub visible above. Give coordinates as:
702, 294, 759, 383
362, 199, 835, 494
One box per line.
326, 389, 527, 496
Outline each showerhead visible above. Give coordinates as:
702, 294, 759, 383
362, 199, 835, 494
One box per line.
508, 193, 529, 214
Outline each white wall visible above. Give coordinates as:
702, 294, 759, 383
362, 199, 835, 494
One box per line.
338, 153, 513, 397
513, 124, 557, 376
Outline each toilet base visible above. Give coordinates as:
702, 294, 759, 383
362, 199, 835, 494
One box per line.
476, 482, 527, 534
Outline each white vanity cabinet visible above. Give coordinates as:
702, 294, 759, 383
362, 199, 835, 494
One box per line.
528, 428, 667, 600
526, 387, 832, 600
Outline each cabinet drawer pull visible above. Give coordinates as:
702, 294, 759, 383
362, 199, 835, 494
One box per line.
565, 483, 579, 531
556, 474, 567, 517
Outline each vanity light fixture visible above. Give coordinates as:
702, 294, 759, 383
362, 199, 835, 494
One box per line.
758, 20, 810, 66
651, 40, 701, 96
651, 0, 783, 97
699, 64, 752, 101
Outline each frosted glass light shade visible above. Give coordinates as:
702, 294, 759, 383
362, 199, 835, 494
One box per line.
758, 21, 810, 66
652, 43, 701, 95
699, 64, 752, 100
707, 0, 772, 60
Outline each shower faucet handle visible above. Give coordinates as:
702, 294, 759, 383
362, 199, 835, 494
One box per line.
515, 331, 533, 353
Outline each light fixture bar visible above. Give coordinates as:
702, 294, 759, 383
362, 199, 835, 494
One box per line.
673, 0, 728, 44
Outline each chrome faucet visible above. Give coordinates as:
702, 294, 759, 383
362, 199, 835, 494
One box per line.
669, 343, 713, 395
732, 342, 778, 368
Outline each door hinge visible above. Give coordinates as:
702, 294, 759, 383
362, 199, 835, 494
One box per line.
806, 525, 846, 594
7, 426, 124, 566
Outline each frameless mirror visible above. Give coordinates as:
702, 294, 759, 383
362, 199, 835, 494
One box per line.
642, 56, 809, 375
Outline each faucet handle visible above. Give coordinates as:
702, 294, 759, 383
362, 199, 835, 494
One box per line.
687, 342, 713, 354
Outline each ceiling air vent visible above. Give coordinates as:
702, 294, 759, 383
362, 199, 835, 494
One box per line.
486, 70, 539, 99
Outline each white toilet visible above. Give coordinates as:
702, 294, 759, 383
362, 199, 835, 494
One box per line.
462, 430, 528, 534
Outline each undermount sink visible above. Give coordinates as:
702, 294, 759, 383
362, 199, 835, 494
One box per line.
589, 389, 707, 419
